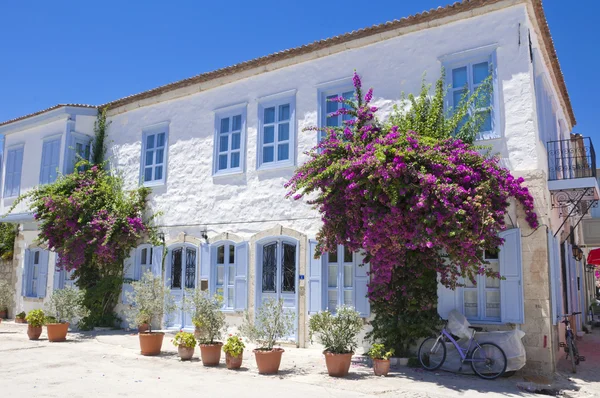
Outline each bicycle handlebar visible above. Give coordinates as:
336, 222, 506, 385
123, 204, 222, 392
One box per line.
557, 312, 581, 318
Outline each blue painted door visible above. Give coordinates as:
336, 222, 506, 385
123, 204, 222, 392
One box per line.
166, 246, 197, 330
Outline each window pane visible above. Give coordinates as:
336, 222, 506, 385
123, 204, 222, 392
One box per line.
328, 290, 338, 312
34, 251, 40, 264
230, 152, 240, 168
141, 248, 147, 265
326, 116, 339, 127
485, 262, 500, 288
278, 123, 289, 141
344, 290, 352, 306
344, 265, 352, 288
220, 135, 229, 152
217, 287, 224, 301
228, 287, 234, 308
155, 148, 164, 164
475, 89, 491, 108
220, 117, 230, 134
452, 90, 465, 109
472, 62, 489, 85
154, 166, 163, 181
262, 243, 277, 293
218, 154, 228, 170
464, 276, 476, 288
263, 146, 274, 163
264, 107, 275, 124
282, 243, 296, 293
478, 110, 492, 132
171, 248, 182, 289
279, 104, 290, 121
486, 291, 501, 319
146, 134, 155, 149
145, 151, 154, 166
229, 245, 235, 264
232, 115, 242, 131
156, 133, 165, 147
328, 265, 337, 287
228, 265, 235, 284
217, 265, 224, 285
326, 95, 338, 114
149, 248, 153, 264
464, 290, 478, 318
231, 132, 241, 150
342, 91, 354, 122
452, 67, 468, 88
217, 245, 225, 264
343, 246, 352, 263
277, 143, 289, 161
329, 248, 338, 264
264, 126, 274, 144
144, 167, 153, 182
185, 248, 196, 289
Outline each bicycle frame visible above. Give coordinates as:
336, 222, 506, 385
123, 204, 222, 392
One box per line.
438, 328, 487, 363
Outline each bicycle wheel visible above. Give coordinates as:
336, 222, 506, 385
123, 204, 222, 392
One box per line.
470, 342, 507, 379
567, 337, 578, 373
418, 336, 447, 371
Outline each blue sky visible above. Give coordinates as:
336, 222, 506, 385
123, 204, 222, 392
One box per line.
0, 1, 597, 143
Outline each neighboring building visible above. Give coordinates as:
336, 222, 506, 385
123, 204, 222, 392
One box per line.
0, 0, 595, 376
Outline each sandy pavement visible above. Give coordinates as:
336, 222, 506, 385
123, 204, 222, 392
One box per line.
1, 321, 598, 398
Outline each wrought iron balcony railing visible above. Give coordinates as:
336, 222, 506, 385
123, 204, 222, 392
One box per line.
547, 137, 596, 181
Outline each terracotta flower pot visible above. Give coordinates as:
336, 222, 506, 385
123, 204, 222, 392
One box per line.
0, 310, 7, 319
253, 348, 284, 374
138, 323, 149, 333
225, 351, 244, 370
373, 359, 391, 376
138, 332, 164, 356
15, 318, 27, 324
46, 322, 69, 342
324, 351, 353, 377
200, 342, 223, 366
178, 345, 195, 360
27, 325, 42, 340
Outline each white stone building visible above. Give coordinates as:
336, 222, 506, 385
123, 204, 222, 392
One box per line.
0, 0, 596, 376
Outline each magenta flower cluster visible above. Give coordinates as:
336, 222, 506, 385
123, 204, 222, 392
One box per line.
286, 72, 539, 302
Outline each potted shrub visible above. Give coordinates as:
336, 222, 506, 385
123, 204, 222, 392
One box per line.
125, 270, 176, 356
172, 331, 196, 360
241, 297, 295, 375
185, 289, 226, 366
223, 334, 245, 370
0, 280, 12, 321
44, 286, 89, 342
15, 311, 26, 324
368, 343, 395, 376
25, 309, 45, 340
308, 306, 363, 377
137, 310, 151, 333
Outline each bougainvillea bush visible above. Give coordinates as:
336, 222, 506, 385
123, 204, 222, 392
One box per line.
9, 162, 153, 327
286, 71, 538, 351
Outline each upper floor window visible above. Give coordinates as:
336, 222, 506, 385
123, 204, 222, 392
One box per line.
141, 124, 169, 186
258, 95, 295, 169
319, 89, 354, 143
4, 146, 24, 198
40, 138, 61, 185
463, 250, 501, 322
214, 107, 246, 175
445, 50, 498, 141
68, 133, 92, 173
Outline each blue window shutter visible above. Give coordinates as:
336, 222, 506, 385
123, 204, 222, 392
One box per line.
234, 242, 248, 311
547, 230, 559, 325
200, 243, 210, 280
209, 245, 217, 295
354, 252, 370, 317
307, 239, 322, 315
13, 148, 23, 196
489, 51, 498, 138
21, 250, 30, 297
499, 228, 524, 324
49, 140, 61, 183
37, 250, 49, 298
437, 277, 459, 320
5, 148, 23, 197
151, 245, 164, 278
122, 249, 136, 304
40, 142, 49, 184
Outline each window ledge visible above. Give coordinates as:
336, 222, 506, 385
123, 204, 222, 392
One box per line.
23, 296, 43, 302
213, 169, 245, 179
141, 180, 166, 188
257, 163, 296, 173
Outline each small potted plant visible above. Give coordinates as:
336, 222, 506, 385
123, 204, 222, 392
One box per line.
44, 286, 89, 342
185, 289, 226, 366
0, 280, 12, 322
15, 311, 27, 324
309, 306, 363, 377
25, 309, 45, 340
368, 343, 395, 376
241, 298, 294, 375
172, 331, 196, 360
125, 270, 176, 356
223, 334, 245, 370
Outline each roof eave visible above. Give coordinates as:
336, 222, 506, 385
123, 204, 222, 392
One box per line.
0, 105, 98, 135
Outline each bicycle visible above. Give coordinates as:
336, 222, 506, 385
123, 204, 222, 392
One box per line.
418, 322, 507, 379
558, 312, 585, 373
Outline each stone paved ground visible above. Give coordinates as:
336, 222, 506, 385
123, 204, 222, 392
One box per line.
1, 320, 598, 397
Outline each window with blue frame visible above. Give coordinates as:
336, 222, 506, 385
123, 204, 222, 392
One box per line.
325, 245, 354, 313
258, 97, 295, 168
141, 125, 168, 185
214, 243, 235, 309
214, 109, 245, 174
4, 146, 24, 198
40, 138, 61, 184
22, 249, 49, 298
448, 55, 497, 140
72, 135, 91, 173
319, 90, 354, 143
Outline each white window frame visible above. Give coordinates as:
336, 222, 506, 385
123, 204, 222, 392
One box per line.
323, 244, 355, 313
257, 91, 296, 170
39, 136, 62, 185
140, 122, 169, 187
4, 144, 24, 198
462, 251, 501, 323
441, 45, 500, 141
317, 80, 355, 144
212, 241, 236, 311
213, 104, 247, 176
